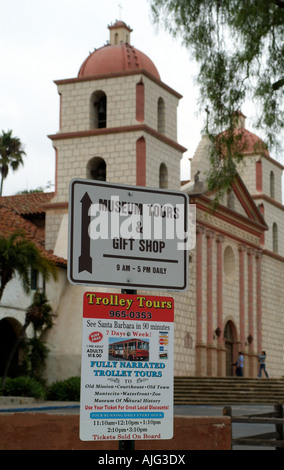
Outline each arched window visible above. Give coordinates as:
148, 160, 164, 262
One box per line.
87, 157, 106, 181
184, 332, 193, 349
157, 97, 165, 133
136, 137, 146, 186
223, 246, 236, 283
256, 160, 262, 192
159, 163, 168, 188
90, 91, 107, 129
273, 222, 278, 253
136, 79, 144, 122
270, 171, 275, 198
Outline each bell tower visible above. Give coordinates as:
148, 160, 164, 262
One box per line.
108, 20, 132, 45
46, 21, 186, 254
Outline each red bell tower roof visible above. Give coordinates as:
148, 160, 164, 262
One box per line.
78, 21, 160, 80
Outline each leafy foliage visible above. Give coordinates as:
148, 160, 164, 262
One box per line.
0, 376, 46, 399
150, 0, 284, 193
0, 231, 57, 301
22, 292, 54, 382
46, 377, 80, 401
0, 376, 81, 401
26, 290, 53, 333
19, 337, 50, 383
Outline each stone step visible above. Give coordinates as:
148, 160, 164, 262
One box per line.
173, 377, 284, 405
174, 388, 284, 395
175, 385, 284, 392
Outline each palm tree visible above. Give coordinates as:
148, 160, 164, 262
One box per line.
0, 130, 26, 196
1, 290, 54, 388
0, 231, 57, 301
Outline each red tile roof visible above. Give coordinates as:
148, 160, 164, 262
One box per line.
0, 192, 66, 267
0, 192, 55, 215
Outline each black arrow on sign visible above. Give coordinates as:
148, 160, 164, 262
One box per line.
78, 192, 93, 273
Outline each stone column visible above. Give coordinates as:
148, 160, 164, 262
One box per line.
255, 250, 263, 375
216, 234, 225, 376
247, 248, 254, 376
206, 230, 215, 375
238, 244, 246, 350
195, 226, 206, 375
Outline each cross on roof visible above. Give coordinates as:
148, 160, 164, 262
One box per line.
118, 2, 123, 20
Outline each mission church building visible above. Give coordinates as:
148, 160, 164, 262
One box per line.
0, 21, 284, 382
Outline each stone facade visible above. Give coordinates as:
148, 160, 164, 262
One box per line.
186, 117, 284, 378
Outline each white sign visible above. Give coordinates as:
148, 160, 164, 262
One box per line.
80, 292, 174, 442
68, 179, 192, 291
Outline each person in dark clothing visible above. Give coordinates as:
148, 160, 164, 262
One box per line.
257, 351, 269, 377
233, 352, 244, 376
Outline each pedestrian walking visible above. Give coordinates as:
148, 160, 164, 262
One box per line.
257, 350, 269, 377
233, 352, 244, 377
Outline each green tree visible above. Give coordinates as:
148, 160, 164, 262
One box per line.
150, 0, 284, 196
0, 130, 26, 196
0, 232, 57, 387
1, 290, 53, 388
0, 231, 57, 301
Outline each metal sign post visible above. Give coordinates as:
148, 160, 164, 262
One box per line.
119, 288, 136, 451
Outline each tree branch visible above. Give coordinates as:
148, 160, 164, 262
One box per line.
272, 78, 284, 90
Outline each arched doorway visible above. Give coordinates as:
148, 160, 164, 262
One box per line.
223, 320, 238, 376
0, 318, 22, 378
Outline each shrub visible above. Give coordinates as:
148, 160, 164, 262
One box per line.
0, 376, 46, 399
47, 377, 80, 401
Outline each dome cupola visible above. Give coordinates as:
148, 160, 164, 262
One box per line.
78, 21, 160, 80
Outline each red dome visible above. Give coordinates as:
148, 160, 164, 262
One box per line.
233, 128, 269, 157
78, 43, 160, 80
219, 111, 269, 157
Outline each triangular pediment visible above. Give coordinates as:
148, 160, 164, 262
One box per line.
182, 172, 268, 233
208, 174, 266, 226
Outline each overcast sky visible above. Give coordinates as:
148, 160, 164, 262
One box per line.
0, 0, 262, 196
